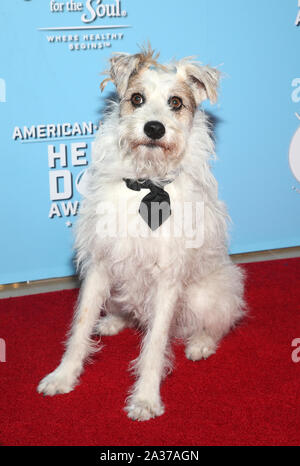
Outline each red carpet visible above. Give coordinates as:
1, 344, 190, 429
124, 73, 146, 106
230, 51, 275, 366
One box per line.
0, 258, 300, 446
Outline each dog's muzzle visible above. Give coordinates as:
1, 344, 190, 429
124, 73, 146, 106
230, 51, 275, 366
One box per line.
144, 121, 165, 140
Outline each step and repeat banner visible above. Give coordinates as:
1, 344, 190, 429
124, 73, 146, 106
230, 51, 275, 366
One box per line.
0, 0, 299, 284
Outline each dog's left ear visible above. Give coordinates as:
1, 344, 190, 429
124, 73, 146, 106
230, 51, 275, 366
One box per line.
178, 62, 221, 105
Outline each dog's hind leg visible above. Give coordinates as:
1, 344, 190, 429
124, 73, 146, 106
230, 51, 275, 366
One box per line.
185, 332, 218, 361
95, 313, 129, 336
37, 263, 110, 396
184, 262, 245, 361
93, 297, 131, 336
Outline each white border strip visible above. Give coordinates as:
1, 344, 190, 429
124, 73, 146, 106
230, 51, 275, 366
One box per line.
20, 135, 96, 144
38, 25, 131, 31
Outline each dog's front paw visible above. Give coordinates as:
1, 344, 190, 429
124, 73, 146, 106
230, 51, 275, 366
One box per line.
185, 334, 217, 361
125, 398, 165, 421
37, 366, 78, 396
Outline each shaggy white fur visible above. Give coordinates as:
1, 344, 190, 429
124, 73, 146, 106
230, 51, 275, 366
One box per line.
38, 46, 245, 421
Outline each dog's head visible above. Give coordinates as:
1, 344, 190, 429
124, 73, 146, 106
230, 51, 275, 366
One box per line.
101, 45, 220, 177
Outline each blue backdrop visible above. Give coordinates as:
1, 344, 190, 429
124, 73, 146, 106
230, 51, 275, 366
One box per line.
0, 0, 299, 284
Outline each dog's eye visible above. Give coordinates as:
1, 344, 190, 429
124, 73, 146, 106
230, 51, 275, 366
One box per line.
131, 93, 145, 107
169, 96, 183, 111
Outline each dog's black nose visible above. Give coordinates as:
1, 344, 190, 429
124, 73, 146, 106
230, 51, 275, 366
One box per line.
144, 121, 165, 140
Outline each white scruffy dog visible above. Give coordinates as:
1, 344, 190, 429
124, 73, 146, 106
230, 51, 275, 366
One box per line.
38, 46, 245, 421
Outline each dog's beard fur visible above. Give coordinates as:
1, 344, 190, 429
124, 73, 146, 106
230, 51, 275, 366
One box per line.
117, 113, 190, 179
119, 135, 185, 178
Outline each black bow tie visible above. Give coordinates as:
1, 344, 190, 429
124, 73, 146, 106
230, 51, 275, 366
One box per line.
123, 178, 172, 230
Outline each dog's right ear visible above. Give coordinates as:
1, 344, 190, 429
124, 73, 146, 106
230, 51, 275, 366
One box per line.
101, 45, 161, 97
107, 53, 142, 97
